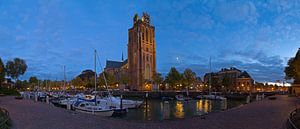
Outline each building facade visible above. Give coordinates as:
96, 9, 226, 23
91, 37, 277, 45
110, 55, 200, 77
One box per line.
104, 13, 156, 91
203, 67, 254, 92
235, 71, 254, 92
128, 13, 156, 91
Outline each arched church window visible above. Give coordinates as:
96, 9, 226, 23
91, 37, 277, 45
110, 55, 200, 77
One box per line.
145, 64, 151, 79
147, 55, 149, 61
146, 29, 148, 42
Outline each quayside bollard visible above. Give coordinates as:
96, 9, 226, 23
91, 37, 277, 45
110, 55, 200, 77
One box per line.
34, 93, 38, 102
163, 101, 170, 119
145, 93, 148, 109
221, 99, 227, 110
256, 94, 259, 101
46, 95, 49, 104
246, 95, 250, 104
120, 94, 123, 110
145, 93, 149, 118
67, 98, 71, 110
28, 93, 30, 99
262, 94, 265, 99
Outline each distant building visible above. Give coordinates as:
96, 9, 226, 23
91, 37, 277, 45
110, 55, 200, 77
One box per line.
236, 71, 254, 92
104, 12, 156, 91
104, 59, 128, 79
203, 67, 254, 92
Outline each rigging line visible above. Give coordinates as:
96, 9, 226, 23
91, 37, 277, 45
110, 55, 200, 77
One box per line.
96, 51, 113, 99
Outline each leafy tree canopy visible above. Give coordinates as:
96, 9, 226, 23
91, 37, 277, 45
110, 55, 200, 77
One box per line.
285, 48, 300, 84
6, 58, 27, 80
165, 67, 182, 87
183, 68, 197, 86
0, 58, 5, 86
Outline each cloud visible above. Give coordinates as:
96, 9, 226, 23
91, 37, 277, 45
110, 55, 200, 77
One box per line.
213, 1, 259, 24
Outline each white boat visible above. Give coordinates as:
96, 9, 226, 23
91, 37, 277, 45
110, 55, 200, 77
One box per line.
197, 92, 227, 101
73, 100, 114, 117
101, 96, 143, 109
175, 94, 192, 101
199, 58, 227, 101
204, 95, 226, 100
58, 97, 77, 106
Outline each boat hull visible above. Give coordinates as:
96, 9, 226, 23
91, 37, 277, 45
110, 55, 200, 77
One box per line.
74, 107, 114, 117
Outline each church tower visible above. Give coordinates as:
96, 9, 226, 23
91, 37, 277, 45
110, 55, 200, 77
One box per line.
128, 13, 156, 91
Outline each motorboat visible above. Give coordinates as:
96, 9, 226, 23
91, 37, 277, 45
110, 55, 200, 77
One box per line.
175, 94, 192, 101
58, 93, 95, 107
100, 96, 143, 109
161, 96, 174, 101
73, 97, 114, 117
197, 92, 227, 101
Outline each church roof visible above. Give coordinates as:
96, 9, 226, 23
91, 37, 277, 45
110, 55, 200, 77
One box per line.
238, 71, 251, 78
296, 48, 300, 59
105, 59, 127, 69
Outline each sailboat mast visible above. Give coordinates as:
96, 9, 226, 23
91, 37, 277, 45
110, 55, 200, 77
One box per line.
94, 49, 97, 92
63, 65, 66, 91
209, 57, 211, 95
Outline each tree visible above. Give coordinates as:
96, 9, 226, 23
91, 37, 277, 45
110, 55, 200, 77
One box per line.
165, 67, 182, 89
285, 49, 300, 83
0, 58, 5, 87
6, 58, 27, 81
29, 76, 38, 89
29, 76, 38, 85
106, 72, 117, 86
119, 72, 129, 85
71, 77, 84, 89
15, 80, 29, 89
97, 72, 117, 89
153, 72, 164, 90
183, 68, 197, 88
77, 69, 96, 89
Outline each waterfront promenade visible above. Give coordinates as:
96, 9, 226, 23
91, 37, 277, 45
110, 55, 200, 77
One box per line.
0, 95, 298, 129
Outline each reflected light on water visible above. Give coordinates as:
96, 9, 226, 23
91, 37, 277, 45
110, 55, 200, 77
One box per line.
196, 100, 211, 113
174, 101, 184, 118
143, 102, 152, 120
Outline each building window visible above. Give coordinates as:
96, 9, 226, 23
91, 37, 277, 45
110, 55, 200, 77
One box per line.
143, 54, 145, 62
142, 32, 145, 40
150, 31, 152, 43
145, 64, 151, 79
146, 29, 148, 42
147, 55, 149, 61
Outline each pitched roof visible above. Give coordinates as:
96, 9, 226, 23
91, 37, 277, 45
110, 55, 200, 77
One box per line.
105, 59, 127, 69
238, 71, 251, 78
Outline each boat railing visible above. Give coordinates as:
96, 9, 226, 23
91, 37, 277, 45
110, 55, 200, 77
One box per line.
0, 107, 10, 129
286, 108, 300, 129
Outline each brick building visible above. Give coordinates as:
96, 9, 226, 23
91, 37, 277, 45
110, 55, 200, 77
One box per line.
104, 12, 156, 91
203, 67, 254, 92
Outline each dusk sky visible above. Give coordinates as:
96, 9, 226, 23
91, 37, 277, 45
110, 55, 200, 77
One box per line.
0, 0, 299, 82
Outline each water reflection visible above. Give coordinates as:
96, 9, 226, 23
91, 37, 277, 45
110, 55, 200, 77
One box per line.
196, 100, 209, 114
116, 99, 242, 121
174, 101, 184, 118
162, 101, 170, 119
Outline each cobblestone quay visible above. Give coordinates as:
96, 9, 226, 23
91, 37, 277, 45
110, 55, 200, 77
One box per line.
0, 95, 297, 129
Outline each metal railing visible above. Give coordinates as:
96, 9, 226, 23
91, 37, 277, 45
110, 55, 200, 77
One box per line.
0, 108, 10, 129
287, 109, 299, 129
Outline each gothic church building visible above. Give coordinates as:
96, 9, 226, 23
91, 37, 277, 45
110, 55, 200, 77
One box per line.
104, 12, 156, 91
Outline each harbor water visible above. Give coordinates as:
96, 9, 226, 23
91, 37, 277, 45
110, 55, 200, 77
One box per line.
114, 99, 244, 121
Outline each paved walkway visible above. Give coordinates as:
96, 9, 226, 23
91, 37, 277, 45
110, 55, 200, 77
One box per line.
0, 95, 298, 129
